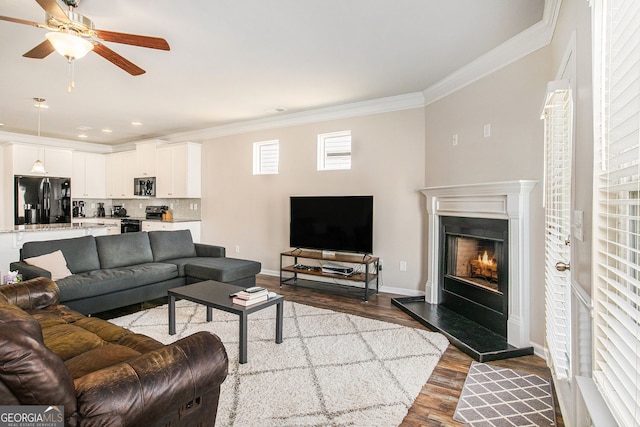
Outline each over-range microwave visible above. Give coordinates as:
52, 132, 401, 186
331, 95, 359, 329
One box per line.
134, 177, 156, 197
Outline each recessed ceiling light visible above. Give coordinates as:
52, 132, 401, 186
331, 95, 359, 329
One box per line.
131, 121, 143, 126
78, 125, 93, 131
101, 128, 113, 133
265, 107, 287, 114
78, 134, 88, 139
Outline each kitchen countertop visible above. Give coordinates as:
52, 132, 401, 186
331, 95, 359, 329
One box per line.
75, 216, 201, 223
0, 223, 115, 234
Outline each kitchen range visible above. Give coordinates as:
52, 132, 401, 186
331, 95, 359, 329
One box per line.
119, 205, 168, 233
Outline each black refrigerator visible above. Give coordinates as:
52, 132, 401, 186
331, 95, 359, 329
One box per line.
14, 176, 72, 225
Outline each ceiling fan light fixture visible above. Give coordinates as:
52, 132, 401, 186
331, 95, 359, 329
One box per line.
45, 31, 93, 60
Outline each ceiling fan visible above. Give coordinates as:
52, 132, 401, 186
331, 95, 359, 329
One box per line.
0, 0, 170, 76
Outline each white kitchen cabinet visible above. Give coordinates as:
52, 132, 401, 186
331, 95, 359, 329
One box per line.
72, 152, 106, 198
156, 142, 201, 198
9, 144, 73, 177
135, 141, 159, 177
106, 151, 136, 198
142, 220, 201, 242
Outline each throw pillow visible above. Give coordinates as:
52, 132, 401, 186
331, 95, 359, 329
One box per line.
24, 250, 72, 281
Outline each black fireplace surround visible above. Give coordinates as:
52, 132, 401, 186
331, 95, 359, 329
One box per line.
440, 216, 508, 337
392, 215, 533, 361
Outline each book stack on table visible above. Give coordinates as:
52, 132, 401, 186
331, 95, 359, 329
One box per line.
232, 287, 269, 306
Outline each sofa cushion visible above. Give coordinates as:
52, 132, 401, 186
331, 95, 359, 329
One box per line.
56, 263, 179, 302
96, 232, 154, 269
21, 235, 100, 274
24, 250, 72, 281
184, 258, 261, 283
65, 344, 141, 379
148, 230, 197, 262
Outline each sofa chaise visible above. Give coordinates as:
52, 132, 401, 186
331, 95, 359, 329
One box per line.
0, 277, 228, 426
10, 229, 261, 315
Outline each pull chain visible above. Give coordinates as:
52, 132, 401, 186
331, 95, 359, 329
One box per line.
67, 58, 75, 93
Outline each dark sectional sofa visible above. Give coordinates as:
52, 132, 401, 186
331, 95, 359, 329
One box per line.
10, 229, 261, 315
0, 277, 228, 426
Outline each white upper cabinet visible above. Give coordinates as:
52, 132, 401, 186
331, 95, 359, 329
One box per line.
135, 140, 160, 177
72, 152, 106, 199
9, 144, 73, 177
106, 151, 137, 198
156, 142, 201, 198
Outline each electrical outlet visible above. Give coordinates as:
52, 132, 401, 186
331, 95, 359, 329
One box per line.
400, 261, 407, 272
170, 203, 174, 209
194, 203, 198, 210
484, 123, 491, 138
139, 203, 142, 209
452, 134, 458, 146
235, 245, 240, 253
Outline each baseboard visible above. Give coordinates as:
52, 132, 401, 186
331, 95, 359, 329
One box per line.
379, 285, 424, 297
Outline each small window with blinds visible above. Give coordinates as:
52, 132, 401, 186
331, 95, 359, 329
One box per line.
592, 0, 640, 425
253, 140, 279, 175
542, 81, 573, 381
317, 131, 351, 171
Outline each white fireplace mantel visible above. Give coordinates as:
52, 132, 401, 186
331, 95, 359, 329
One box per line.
421, 180, 537, 348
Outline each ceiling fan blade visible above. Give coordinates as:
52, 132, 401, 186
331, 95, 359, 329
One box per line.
0, 15, 43, 27
35, 0, 70, 24
95, 29, 170, 50
92, 43, 145, 76
23, 39, 55, 58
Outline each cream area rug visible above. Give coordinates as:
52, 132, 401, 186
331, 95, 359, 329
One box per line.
109, 299, 449, 426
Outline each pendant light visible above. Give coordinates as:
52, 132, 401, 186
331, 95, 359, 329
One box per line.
30, 98, 47, 174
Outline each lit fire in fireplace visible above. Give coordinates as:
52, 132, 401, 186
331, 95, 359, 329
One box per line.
470, 251, 498, 282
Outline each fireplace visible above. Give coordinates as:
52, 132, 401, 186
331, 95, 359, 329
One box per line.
391, 181, 536, 360
440, 216, 508, 337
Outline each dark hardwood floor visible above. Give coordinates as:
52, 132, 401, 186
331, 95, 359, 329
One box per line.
97, 274, 564, 426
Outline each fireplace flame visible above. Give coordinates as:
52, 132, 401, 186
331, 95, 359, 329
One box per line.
478, 251, 494, 266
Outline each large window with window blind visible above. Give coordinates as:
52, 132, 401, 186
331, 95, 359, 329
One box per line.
592, 0, 640, 425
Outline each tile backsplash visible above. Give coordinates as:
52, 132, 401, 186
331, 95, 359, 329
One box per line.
77, 198, 201, 220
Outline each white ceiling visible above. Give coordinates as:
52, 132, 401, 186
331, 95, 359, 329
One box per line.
0, 0, 544, 146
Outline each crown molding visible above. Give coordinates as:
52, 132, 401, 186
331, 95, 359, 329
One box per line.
162, 92, 426, 143
0, 131, 113, 153
422, 0, 561, 106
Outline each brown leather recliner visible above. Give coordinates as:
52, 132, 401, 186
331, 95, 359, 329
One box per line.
0, 277, 228, 426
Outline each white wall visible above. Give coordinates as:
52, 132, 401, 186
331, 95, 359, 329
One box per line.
200, 108, 426, 294
424, 47, 551, 347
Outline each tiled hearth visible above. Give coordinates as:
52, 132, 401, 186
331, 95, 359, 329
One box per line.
393, 180, 537, 361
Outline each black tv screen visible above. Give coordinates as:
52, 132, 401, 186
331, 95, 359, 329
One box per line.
289, 196, 373, 254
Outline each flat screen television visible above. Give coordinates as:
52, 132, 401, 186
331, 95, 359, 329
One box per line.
289, 195, 373, 254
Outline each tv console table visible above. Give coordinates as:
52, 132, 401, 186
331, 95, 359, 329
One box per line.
280, 249, 379, 301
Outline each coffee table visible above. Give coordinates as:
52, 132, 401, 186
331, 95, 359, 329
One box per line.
168, 280, 283, 364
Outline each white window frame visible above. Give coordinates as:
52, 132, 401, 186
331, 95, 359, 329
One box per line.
317, 130, 351, 171
253, 139, 279, 175
592, 0, 640, 425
